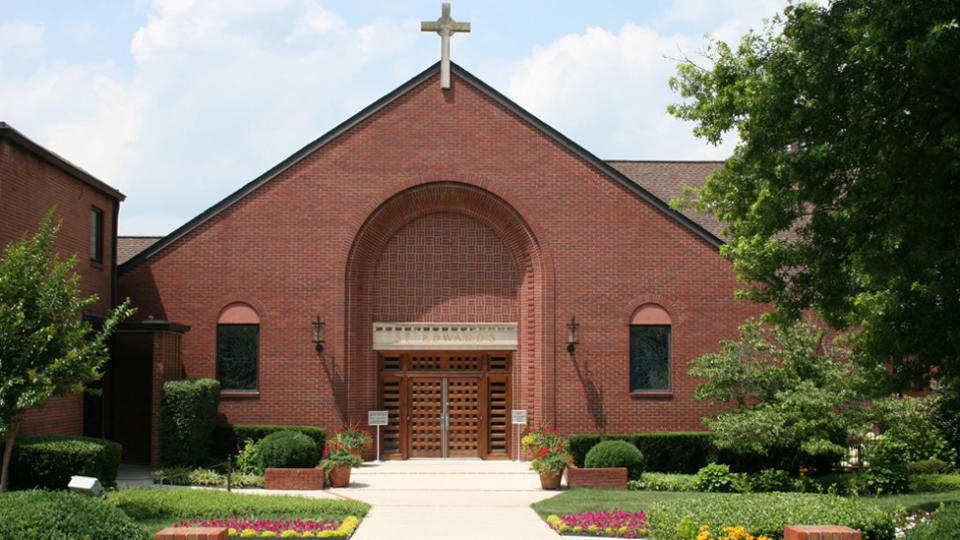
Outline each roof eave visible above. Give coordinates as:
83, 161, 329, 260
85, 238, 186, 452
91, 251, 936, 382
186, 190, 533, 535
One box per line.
0, 122, 126, 202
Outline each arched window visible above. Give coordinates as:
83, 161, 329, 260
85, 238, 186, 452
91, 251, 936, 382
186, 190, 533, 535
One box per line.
217, 303, 259, 391
629, 304, 671, 392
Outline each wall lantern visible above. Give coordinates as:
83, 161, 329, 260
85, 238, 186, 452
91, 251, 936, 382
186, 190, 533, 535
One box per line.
567, 316, 579, 355
312, 315, 325, 354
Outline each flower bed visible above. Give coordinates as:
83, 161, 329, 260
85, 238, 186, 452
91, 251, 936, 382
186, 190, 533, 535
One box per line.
175, 516, 360, 538
546, 509, 649, 538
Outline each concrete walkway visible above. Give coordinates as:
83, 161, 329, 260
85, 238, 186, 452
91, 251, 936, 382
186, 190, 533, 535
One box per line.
336, 460, 560, 540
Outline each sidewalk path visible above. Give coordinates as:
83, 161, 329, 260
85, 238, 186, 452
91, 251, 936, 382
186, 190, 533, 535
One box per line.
333, 460, 559, 540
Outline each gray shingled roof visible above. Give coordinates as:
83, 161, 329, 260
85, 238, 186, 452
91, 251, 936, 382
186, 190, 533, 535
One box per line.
607, 160, 725, 239
117, 236, 162, 265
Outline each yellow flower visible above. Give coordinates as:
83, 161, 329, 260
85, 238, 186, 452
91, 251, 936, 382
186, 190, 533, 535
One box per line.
281, 531, 299, 538
240, 529, 259, 538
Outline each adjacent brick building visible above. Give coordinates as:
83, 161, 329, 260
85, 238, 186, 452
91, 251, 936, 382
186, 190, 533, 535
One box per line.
0, 122, 125, 439
117, 63, 763, 463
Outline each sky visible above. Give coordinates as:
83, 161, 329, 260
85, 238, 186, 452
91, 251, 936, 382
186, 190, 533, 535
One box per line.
0, 0, 795, 236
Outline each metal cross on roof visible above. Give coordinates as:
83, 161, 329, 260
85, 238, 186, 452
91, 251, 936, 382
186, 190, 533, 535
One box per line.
421, 3, 470, 90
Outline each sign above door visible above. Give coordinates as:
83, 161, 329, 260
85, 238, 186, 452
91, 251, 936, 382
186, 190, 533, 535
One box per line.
373, 322, 518, 350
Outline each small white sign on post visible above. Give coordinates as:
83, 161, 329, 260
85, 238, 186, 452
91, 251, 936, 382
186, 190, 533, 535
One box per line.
368, 410, 389, 425
368, 410, 389, 462
511, 409, 527, 462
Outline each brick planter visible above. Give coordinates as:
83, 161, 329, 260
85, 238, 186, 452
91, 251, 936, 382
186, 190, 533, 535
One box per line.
156, 527, 228, 540
566, 466, 628, 489
264, 467, 325, 490
784, 526, 862, 540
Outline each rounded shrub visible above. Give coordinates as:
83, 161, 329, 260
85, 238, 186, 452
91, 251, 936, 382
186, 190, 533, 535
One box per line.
584, 440, 645, 480
0, 490, 147, 539
258, 430, 318, 469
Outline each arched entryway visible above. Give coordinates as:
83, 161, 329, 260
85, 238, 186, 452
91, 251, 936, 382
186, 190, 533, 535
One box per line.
344, 182, 553, 458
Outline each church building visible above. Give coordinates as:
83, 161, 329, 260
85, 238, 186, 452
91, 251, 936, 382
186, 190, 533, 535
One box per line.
114, 57, 761, 464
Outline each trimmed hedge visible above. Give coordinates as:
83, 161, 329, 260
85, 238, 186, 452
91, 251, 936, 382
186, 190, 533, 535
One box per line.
584, 440, 645, 480
258, 431, 318, 469
212, 422, 327, 461
159, 378, 221, 466
0, 490, 147, 539
631, 473, 698, 491
570, 432, 840, 474
648, 492, 895, 540
570, 432, 715, 473
9, 435, 122, 490
910, 474, 960, 493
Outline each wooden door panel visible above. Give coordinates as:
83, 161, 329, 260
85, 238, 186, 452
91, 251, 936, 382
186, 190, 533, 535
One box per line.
408, 377, 444, 457
446, 377, 480, 457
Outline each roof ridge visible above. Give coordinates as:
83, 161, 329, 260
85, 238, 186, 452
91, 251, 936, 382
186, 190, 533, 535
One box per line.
120, 61, 723, 273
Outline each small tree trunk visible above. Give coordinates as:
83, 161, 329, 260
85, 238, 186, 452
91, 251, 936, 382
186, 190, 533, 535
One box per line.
1, 422, 19, 493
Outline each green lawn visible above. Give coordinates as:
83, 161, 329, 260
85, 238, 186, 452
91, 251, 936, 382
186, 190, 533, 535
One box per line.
531, 488, 960, 519
531, 489, 729, 519
106, 487, 370, 535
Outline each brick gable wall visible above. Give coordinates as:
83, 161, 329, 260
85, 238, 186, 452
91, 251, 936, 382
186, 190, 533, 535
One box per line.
118, 71, 763, 447
0, 139, 116, 438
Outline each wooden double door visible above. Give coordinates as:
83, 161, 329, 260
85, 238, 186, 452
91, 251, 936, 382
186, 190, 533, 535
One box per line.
379, 352, 512, 459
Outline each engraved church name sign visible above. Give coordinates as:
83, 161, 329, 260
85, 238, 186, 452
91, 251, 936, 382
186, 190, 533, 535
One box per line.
373, 322, 518, 350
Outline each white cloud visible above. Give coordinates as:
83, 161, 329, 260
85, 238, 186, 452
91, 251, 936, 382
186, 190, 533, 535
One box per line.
0, 62, 146, 188
0, 21, 44, 55
504, 1, 794, 160
507, 23, 724, 159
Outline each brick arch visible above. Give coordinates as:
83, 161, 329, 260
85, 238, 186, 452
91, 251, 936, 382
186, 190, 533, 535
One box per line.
344, 182, 555, 429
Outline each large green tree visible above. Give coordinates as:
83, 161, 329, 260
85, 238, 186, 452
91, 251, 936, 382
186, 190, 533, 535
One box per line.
669, 0, 960, 392
0, 211, 132, 491
689, 319, 871, 460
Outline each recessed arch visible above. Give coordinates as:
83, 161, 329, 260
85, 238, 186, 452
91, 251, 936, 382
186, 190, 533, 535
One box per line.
630, 303, 671, 326
344, 181, 555, 443
218, 302, 260, 324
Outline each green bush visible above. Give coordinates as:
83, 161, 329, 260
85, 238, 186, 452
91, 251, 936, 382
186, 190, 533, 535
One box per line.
694, 463, 736, 492
903, 503, 960, 540
107, 487, 369, 521
864, 437, 909, 494
742, 468, 792, 493
584, 440, 645, 480
0, 490, 147, 539
9, 435, 122, 490
909, 474, 960, 493
211, 422, 326, 461
569, 432, 715, 473
234, 438, 263, 474
906, 459, 950, 475
631, 473, 698, 491
648, 492, 895, 540
159, 378, 220, 466
258, 430, 318, 469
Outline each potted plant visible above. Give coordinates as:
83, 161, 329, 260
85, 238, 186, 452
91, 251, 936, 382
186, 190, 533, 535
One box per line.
319, 440, 363, 487
531, 445, 573, 489
335, 423, 373, 456
521, 422, 562, 460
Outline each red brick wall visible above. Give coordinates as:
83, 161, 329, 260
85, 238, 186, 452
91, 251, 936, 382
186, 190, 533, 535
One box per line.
1, 139, 116, 438
263, 468, 325, 490
118, 71, 763, 449
567, 466, 628, 489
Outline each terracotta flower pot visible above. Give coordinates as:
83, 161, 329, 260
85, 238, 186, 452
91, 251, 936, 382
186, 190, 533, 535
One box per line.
539, 470, 563, 490
328, 465, 352, 488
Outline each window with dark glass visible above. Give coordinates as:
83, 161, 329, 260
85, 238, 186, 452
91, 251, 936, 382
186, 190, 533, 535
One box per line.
216, 324, 259, 390
90, 207, 103, 263
629, 325, 671, 391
